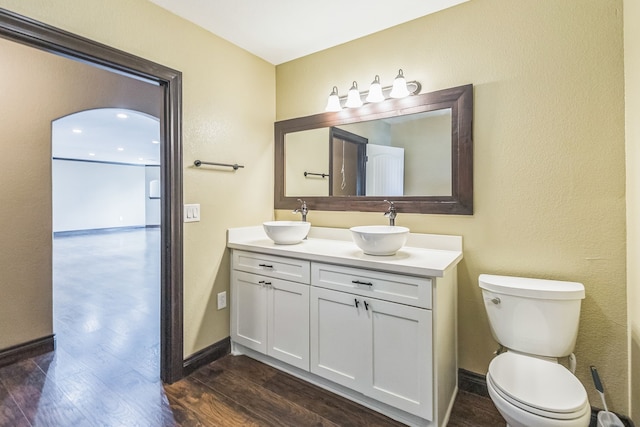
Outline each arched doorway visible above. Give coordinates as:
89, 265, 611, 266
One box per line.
51, 108, 163, 382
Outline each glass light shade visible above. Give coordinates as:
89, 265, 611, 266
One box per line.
389, 69, 410, 98
345, 81, 363, 108
325, 86, 342, 112
366, 75, 385, 103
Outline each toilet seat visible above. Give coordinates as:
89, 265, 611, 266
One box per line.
488, 352, 590, 420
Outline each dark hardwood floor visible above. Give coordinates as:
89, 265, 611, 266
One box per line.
0, 228, 505, 426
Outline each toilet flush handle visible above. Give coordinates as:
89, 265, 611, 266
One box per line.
483, 294, 501, 305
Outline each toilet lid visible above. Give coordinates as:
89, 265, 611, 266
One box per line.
488, 352, 588, 415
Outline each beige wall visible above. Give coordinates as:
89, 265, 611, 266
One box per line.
0, 36, 162, 349
0, 0, 275, 357
624, 0, 640, 422
276, 0, 628, 414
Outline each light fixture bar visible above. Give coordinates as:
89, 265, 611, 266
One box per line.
337, 80, 421, 103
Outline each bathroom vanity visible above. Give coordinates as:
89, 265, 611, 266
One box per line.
227, 226, 462, 427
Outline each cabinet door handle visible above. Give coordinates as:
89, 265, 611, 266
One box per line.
352, 280, 373, 286
264, 282, 272, 288
364, 301, 369, 311
258, 280, 265, 285
354, 298, 359, 308
258, 263, 273, 268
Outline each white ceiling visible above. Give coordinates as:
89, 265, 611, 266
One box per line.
52, 109, 160, 166
148, 0, 469, 65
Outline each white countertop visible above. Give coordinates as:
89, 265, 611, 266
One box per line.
227, 226, 463, 278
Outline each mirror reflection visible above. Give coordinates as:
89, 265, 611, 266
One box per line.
285, 109, 452, 198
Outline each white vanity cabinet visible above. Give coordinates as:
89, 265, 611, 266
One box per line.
230, 250, 310, 370
228, 226, 462, 427
310, 263, 433, 419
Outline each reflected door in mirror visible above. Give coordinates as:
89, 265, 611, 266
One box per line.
366, 144, 404, 196
329, 127, 367, 196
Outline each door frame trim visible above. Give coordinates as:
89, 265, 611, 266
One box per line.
0, 7, 184, 383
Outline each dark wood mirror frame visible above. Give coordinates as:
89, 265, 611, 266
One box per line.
275, 84, 473, 214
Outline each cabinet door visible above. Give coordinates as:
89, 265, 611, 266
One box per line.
231, 270, 267, 353
267, 279, 309, 371
310, 287, 369, 391
366, 298, 433, 420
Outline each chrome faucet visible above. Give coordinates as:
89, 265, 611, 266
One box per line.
383, 200, 397, 226
293, 199, 308, 222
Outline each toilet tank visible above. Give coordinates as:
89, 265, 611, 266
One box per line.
479, 274, 585, 358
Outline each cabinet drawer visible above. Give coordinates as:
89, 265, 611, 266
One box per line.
312, 263, 432, 309
232, 250, 310, 284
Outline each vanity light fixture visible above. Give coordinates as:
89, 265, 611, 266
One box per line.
389, 69, 410, 98
345, 81, 363, 108
366, 75, 385, 103
325, 69, 420, 112
325, 86, 342, 112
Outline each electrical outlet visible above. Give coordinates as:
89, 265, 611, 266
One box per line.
217, 291, 227, 310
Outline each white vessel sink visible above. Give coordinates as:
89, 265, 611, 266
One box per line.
263, 221, 311, 244
350, 225, 410, 256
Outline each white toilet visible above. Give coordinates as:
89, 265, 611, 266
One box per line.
479, 274, 591, 427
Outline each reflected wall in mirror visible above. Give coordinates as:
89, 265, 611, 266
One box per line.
275, 84, 473, 214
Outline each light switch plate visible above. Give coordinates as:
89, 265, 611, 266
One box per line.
184, 204, 200, 222
217, 291, 227, 310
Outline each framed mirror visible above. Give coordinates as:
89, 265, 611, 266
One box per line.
275, 84, 473, 214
